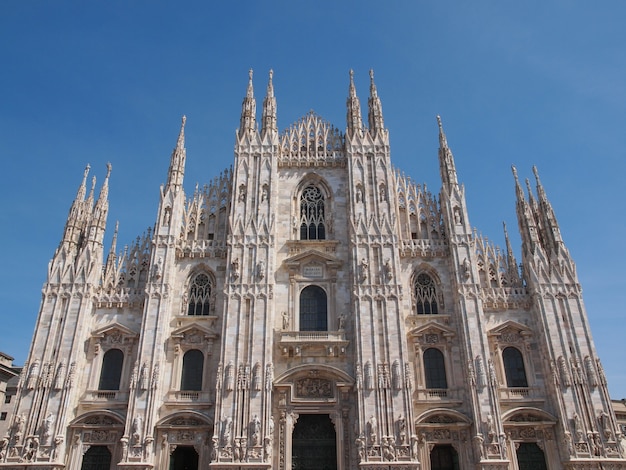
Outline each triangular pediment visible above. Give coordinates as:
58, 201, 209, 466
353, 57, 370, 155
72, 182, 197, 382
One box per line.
171, 322, 219, 343
91, 322, 138, 348
284, 248, 341, 267
92, 322, 138, 340
488, 320, 532, 340
409, 320, 456, 338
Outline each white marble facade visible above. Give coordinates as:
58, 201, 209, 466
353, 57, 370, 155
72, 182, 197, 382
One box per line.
1, 70, 624, 470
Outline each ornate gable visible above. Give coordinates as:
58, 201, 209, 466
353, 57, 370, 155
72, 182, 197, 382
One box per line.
170, 323, 219, 355
91, 323, 138, 353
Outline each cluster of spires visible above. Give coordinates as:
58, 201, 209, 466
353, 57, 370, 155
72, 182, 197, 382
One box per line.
61, 162, 112, 254
513, 165, 568, 263
58, 69, 569, 287
239, 68, 387, 139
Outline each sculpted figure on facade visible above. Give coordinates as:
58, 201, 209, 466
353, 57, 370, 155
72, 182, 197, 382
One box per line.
41, 413, 55, 445
367, 416, 378, 445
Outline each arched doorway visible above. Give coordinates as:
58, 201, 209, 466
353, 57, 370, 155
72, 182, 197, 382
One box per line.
430, 444, 459, 470
169, 445, 199, 470
80, 445, 111, 470
292, 414, 337, 470
516, 442, 547, 470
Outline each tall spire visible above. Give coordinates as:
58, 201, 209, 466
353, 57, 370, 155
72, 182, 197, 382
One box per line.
261, 69, 277, 138
239, 69, 257, 136
512, 166, 540, 255
346, 69, 363, 137
104, 220, 119, 285
76, 164, 90, 202
367, 69, 384, 135
94, 162, 111, 213
533, 165, 564, 249
437, 115, 458, 188
62, 165, 91, 247
503, 221, 521, 285
86, 163, 111, 246
166, 116, 187, 191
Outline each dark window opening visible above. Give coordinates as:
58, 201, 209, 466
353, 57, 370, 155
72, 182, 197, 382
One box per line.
424, 348, 447, 389
98, 348, 123, 391
503, 347, 528, 387
299, 286, 328, 331
181, 349, 204, 391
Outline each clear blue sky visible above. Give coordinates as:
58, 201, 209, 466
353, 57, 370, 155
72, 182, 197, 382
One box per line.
1, 2, 625, 397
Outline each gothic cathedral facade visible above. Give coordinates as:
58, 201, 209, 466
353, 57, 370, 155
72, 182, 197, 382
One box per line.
1, 70, 624, 470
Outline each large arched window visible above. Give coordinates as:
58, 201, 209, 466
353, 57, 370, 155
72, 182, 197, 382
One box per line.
503, 347, 528, 387
299, 286, 328, 331
415, 273, 439, 314
181, 349, 204, 391
98, 349, 124, 391
300, 185, 326, 240
187, 273, 212, 316
423, 348, 447, 389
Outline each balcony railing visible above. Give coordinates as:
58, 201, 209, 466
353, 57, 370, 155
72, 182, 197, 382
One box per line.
166, 390, 212, 403
278, 330, 349, 357
416, 388, 449, 401
83, 390, 129, 402
500, 387, 536, 400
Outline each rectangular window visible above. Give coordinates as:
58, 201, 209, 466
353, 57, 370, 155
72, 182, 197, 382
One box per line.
0, 412, 7, 421
4, 395, 11, 404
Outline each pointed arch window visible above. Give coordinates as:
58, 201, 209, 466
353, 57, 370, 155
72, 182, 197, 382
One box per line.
181, 349, 204, 391
187, 273, 212, 316
98, 349, 124, 391
423, 348, 447, 389
299, 285, 328, 331
502, 346, 528, 387
415, 273, 439, 314
300, 185, 326, 240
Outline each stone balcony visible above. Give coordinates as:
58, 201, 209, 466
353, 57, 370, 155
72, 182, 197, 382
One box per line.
278, 330, 349, 357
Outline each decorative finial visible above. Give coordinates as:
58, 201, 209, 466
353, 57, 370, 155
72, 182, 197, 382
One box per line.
269, 69, 273, 81
532, 165, 540, 183
182, 115, 186, 126
106, 162, 112, 178
369, 69, 374, 81
249, 68, 253, 81
350, 69, 354, 80
511, 165, 518, 181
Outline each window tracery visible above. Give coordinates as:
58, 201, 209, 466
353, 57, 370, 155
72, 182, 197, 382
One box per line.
187, 272, 213, 316
299, 185, 326, 240
415, 273, 439, 314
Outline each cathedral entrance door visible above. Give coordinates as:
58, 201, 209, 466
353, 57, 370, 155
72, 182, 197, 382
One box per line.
80, 445, 112, 470
429, 444, 459, 470
516, 442, 547, 470
169, 445, 199, 470
292, 414, 337, 470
